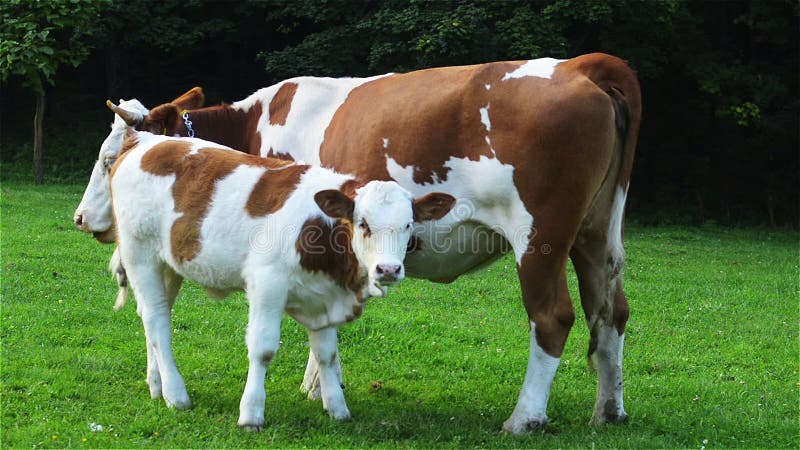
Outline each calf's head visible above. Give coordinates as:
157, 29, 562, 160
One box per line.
315, 181, 455, 296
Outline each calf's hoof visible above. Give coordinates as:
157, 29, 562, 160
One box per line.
502, 417, 548, 434
238, 422, 264, 432
305, 385, 322, 401
164, 396, 193, 410
325, 407, 351, 422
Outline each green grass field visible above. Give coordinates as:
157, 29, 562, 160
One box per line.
2, 182, 798, 448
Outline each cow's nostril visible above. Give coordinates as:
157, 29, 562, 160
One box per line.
375, 265, 384, 275
74, 214, 83, 227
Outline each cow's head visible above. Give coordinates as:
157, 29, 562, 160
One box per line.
140, 87, 205, 136
73, 99, 148, 242
315, 181, 455, 296
73, 88, 206, 242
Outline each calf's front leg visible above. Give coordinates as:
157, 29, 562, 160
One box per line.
238, 273, 288, 431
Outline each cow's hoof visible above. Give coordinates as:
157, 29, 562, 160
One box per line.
502, 417, 548, 434
590, 412, 628, 426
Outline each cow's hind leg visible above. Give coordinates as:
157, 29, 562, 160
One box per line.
126, 260, 191, 409
308, 326, 350, 420
238, 270, 287, 431
503, 247, 575, 434
571, 229, 629, 425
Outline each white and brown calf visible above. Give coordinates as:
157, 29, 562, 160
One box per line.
83, 124, 454, 429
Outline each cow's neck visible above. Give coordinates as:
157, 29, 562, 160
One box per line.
179, 104, 262, 155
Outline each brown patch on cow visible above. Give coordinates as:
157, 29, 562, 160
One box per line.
144, 101, 266, 156
295, 217, 362, 292
142, 104, 181, 135
140, 140, 300, 262
170, 87, 206, 110
318, 62, 525, 183
269, 82, 298, 126
246, 165, 308, 217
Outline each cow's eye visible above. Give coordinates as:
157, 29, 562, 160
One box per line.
103, 157, 116, 170
405, 223, 412, 230
359, 219, 371, 234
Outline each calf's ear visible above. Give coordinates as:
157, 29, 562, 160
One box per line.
413, 192, 456, 222
315, 190, 355, 221
143, 104, 181, 135
170, 87, 205, 110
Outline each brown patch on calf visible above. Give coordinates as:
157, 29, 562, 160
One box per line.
295, 217, 362, 292
339, 179, 363, 200
269, 82, 298, 126
140, 140, 300, 262
246, 165, 308, 216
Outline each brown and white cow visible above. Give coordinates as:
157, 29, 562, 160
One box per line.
75, 53, 641, 433
81, 114, 454, 429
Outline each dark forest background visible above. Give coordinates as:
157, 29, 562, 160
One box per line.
2, 0, 798, 226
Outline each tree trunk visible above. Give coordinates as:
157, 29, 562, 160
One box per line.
33, 90, 45, 185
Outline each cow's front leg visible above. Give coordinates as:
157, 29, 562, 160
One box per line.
238, 273, 287, 431
308, 326, 350, 420
301, 342, 343, 401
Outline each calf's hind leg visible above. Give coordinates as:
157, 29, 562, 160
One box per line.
307, 326, 350, 420
301, 339, 343, 401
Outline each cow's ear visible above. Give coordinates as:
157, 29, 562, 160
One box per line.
413, 192, 456, 222
142, 104, 181, 135
315, 189, 355, 221
170, 87, 205, 110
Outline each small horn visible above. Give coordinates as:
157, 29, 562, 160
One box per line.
106, 100, 141, 126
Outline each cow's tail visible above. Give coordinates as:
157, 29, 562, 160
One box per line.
109, 247, 129, 311
573, 54, 642, 366
579, 53, 642, 194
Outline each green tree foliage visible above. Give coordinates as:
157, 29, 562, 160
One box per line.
1, 0, 796, 224
258, 0, 798, 225
0, 0, 103, 93
1, 0, 106, 184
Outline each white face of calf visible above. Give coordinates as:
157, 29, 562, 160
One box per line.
315, 181, 455, 296
74, 100, 148, 242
